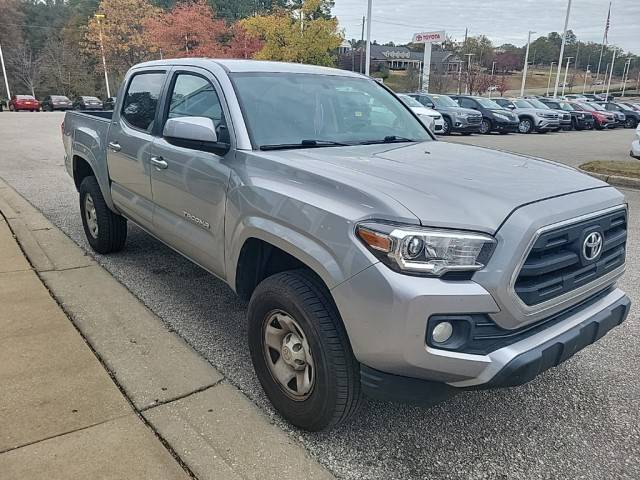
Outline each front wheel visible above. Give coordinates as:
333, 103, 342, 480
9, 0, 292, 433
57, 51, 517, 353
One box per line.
518, 118, 533, 134
248, 270, 361, 431
479, 118, 492, 134
79, 176, 127, 254
441, 117, 452, 135
625, 118, 638, 129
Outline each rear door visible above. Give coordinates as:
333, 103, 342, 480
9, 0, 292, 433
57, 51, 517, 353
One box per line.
106, 69, 168, 229
149, 67, 232, 278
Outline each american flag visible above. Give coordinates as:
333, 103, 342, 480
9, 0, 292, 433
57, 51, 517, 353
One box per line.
604, 2, 611, 43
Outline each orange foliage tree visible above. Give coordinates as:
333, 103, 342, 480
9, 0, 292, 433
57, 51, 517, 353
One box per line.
145, 0, 262, 59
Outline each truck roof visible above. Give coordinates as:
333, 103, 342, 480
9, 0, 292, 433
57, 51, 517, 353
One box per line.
134, 58, 363, 77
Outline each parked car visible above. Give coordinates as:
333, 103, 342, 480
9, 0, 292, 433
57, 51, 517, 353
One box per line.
523, 97, 572, 130
397, 94, 444, 133
589, 102, 625, 128
8, 94, 40, 111
407, 93, 482, 135
571, 102, 616, 129
620, 102, 640, 112
62, 59, 630, 431
632, 123, 640, 159
103, 97, 117, 110
450, 95, 519, 134
41, 95, 73, 111
539, 98, 595, 130
74, 96, 103, 110
493, 98, 560, 134
597, 101, 639, 128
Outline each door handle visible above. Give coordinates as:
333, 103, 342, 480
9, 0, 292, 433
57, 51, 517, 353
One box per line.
150, 156, 168, 170
108, 141, 121, 152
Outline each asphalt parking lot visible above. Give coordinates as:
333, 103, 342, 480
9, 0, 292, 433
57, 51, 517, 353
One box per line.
1, 112, 639, 480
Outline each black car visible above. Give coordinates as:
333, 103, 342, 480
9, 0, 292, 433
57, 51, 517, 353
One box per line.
597, 101, 639, 128
41, 95, 73, 111
449, 95, 519, 134
539, 98, 595, 131
103, 97, 117, 110
73, 96, 103, 110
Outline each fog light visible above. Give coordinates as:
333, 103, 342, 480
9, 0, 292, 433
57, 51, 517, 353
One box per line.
432, 322, 453, 343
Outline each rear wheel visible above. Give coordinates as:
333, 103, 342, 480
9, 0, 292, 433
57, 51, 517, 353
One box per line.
79, 176, 127, 254
248, 270, 361, 431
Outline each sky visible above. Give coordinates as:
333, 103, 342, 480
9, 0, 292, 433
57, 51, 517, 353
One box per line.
334, 0, 640, 54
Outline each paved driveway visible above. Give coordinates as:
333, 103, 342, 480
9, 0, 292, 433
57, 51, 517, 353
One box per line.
1, 112, 638, 480
444, 127, 634, 166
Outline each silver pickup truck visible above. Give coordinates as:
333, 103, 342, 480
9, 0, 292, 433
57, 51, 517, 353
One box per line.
62, 59, 630, 431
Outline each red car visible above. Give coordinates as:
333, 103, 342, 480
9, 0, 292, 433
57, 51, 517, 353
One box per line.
8, 95, 40, 112
570, 101, 615, 130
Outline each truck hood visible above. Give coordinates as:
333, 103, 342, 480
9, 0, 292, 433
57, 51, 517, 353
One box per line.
257, 141, 607, 234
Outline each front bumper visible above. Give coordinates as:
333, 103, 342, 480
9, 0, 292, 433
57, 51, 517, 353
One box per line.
493, 120, 519, 132
361, 290, 629, 403
535, 118, 561, 131
631, 139, 640, 159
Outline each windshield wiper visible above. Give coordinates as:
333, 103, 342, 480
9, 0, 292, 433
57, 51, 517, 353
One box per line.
259, 139, 350, 151
357, 135, 418, 145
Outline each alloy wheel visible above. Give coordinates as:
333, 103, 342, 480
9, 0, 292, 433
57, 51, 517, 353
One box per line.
84, 194, 99, 239
518, 119, 532, 133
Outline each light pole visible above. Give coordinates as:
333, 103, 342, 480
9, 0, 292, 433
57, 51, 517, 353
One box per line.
561, 56, 573, 96
622, 59, 631, 97
553, 0, 573, 98
582, 64, 591, 93
545, 61, 555, 96
488, 61, 496, 98
364, 0, 372, 76
605, 47, 617, 99
94, 14, 111, 98
520, 30, 535, 97
0, 42, 10, 100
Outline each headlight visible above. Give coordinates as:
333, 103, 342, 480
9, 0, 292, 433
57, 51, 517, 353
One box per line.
356, 222, 496, 276
457, 112, 470, 118
493, 113, 509, 121
577, 113, 585, 119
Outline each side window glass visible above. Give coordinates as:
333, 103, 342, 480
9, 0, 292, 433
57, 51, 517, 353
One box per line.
121, 72, 165, 133
168, 73, 228, 142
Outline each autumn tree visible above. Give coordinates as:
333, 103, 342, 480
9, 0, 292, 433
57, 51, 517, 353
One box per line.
241, 0, 342, 66
85, 0, 161, 82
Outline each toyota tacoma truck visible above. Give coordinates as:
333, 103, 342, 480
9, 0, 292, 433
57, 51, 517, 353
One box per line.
62, 59, 630, 431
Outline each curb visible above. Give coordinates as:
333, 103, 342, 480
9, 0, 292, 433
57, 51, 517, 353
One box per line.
0, 178, 335, 480
579, 166, 640, 190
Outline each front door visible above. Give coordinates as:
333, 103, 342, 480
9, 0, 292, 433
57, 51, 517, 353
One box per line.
106, 70, 167, 228
149, 68, 232, 279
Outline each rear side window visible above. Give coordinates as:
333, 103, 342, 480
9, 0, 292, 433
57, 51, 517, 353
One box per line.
121, 72, 166, 132
459, 98, 476, 109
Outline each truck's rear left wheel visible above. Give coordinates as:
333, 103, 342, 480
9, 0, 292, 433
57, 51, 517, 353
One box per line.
248, 270, 361, 431
79, 176, 127, 254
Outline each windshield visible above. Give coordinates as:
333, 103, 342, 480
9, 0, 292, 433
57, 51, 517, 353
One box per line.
475, 97, 502, 109
590, 103, 606, 111
398, 94, 424, 108
526, 99, 549, 109
430, 95, 458, 108
231, 73, 431, 149
558, 101, 574, 111
578, 102, 597, 112
514, 99, 533, 108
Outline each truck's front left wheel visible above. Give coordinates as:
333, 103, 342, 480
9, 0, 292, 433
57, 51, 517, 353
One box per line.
248, 270, 361, 431
79, 176, 127, 254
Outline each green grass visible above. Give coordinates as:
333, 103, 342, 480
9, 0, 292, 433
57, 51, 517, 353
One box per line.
581, 160, 640, 179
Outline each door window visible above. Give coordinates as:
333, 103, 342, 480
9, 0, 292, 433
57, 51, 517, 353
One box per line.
167, 73, 227, 141
121, 72, 166, 132
459, 98, 476, 109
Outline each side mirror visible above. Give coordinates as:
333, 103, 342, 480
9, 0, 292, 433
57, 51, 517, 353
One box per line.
164, 116, 218, 143
508, 104, 516, 110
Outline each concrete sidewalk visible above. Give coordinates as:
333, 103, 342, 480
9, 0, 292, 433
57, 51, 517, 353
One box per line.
0, 179, 334, 480
0, 215, 190, 479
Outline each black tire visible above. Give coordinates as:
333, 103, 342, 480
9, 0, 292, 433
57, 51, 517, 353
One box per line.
479, 118, 492, 134
79, 176, 127, 254
442, 116, 452, 135
625, 118, 638, 129
248, 270, 361, 431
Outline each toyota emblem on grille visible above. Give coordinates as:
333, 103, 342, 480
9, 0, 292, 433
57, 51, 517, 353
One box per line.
582, 232, 603, 261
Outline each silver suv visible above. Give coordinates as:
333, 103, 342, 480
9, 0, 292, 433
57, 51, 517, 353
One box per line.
494, 98, 560, 133
62, 59, 630, 431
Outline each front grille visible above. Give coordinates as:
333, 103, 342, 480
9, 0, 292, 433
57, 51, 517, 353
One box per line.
562, 114, 571, 121
467, 115, 482, 124
514, 209, 627, 306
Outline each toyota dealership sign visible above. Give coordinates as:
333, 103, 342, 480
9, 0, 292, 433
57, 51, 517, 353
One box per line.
412, 31, 446, 44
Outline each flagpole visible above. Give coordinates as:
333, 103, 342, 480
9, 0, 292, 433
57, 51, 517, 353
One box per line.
593, 1, 611, 94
